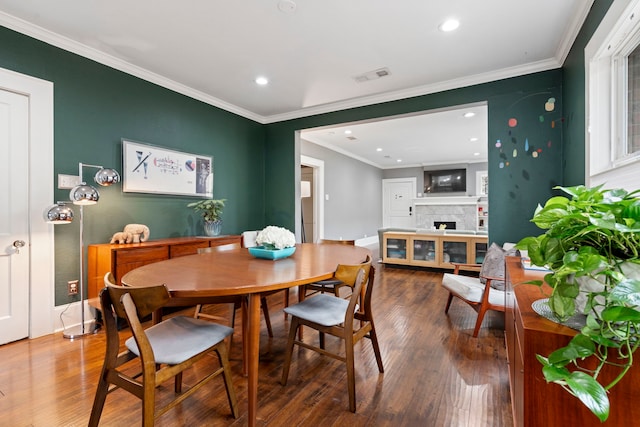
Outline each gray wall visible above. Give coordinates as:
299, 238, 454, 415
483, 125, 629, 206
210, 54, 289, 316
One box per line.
301, 139, 383, 240
383, 162, 488, 197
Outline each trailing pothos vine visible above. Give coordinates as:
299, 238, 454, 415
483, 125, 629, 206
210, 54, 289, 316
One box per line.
517, 185, 640, 422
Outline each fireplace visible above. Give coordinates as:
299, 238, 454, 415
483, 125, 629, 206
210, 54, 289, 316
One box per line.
434, 221, 456, 230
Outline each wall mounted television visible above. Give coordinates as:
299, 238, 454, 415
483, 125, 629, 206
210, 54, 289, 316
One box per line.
424, 169, 466, 193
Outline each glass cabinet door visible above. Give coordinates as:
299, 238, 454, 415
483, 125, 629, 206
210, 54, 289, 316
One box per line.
413, 238, 436, 263
474, 241, 488, 264
442, 240, 467, 264
385, 237, 408, 261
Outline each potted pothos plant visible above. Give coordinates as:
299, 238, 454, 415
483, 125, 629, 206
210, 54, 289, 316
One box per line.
187, 199, 226, 236
516, 185, 640, 422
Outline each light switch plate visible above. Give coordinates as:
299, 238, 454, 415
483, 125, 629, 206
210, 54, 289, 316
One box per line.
58, 174, 80, 189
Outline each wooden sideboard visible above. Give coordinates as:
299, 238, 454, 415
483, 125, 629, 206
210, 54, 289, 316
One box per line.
504, 256, 640, 426
382, 231, 487, 269
87, 235, 241, 300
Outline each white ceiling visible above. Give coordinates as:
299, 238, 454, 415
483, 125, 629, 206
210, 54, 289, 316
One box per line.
0, 0, 591, 167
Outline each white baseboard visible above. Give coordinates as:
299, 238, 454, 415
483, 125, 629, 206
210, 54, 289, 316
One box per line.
356, 235, 378, 247
53, 300, 97, 333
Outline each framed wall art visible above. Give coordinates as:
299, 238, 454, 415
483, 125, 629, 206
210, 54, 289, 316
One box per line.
122, 139, 213, 198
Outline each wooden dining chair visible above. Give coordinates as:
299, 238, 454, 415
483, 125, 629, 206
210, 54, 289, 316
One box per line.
89, 284, 238, 426
303, 239, 359, 298
281, 265, 384, 412
195, 242, 274, 338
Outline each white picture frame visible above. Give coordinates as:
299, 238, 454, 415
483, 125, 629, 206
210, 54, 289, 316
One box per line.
476, 170, 488, 196
122, 139, 213, 198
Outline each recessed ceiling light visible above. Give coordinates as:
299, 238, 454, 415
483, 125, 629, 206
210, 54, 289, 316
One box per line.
473, 152, 480, 156
463, 112, 475, 118
255, 76, 269, 86
439, 19, 460, 32
376, 148, 382, 152
470, 137, 479, 142
397, 159, 402, 163
344, 130, 352, 135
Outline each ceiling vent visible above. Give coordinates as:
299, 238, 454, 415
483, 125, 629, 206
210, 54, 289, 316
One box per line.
353, 67, 391, 83
346, 136, 357, 141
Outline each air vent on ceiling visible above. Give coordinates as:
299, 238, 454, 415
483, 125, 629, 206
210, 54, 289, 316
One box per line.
353, 67, 391, 83
346, 136, 357, 141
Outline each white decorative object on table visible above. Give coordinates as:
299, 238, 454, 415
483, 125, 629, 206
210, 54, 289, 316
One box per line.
110, 231, 133, 244
251, 226, 296, 259
255, 226, 296, 249
123, 223, 150, 243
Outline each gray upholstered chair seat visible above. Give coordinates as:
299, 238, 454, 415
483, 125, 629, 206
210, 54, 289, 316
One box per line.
441, 273, 504, 306
284, 294, 357, 327
125, 316, 233, 365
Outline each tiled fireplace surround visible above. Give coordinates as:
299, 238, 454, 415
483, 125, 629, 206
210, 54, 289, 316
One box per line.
413, 197, 480, 231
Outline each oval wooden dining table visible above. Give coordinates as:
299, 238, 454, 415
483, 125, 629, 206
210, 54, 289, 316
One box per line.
121, 242, 371, 427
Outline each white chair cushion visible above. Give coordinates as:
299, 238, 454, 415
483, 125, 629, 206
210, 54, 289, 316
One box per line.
284, 294, 354, 327
125, 316, 233, 365
442, 273, 504, 307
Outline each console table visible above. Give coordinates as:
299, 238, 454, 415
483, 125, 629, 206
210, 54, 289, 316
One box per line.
382, 231, 487, 268
87, 235, 241, 301
504, 256, 640, 426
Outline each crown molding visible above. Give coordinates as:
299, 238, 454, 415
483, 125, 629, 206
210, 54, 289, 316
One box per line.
0, 11, 264, 123
554, 0, 595, 65
1, 9, 575, 126
263, 58, 562, 124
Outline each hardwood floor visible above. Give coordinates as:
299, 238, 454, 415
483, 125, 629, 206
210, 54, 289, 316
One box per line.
0, 265, 512, 426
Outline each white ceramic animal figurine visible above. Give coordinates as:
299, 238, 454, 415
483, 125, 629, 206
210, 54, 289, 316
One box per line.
110, 231, 133, 244
123, 223, 150, 243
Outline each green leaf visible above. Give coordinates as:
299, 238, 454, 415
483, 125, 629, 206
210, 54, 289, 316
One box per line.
565, 371, 610, 422
548, 294, 575, 321
609, 279, 640, 306
541, 363, 571, 382
547, 335, 595, 364
600, 306, 640, 322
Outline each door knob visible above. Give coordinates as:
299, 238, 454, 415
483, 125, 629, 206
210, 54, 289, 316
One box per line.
12, 240, 25, 254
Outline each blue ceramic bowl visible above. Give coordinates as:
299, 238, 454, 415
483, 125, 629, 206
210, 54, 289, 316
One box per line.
248, 245, 296, 260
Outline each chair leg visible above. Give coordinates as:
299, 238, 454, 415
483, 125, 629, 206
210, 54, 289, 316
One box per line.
281, 317, 300, 385
319, 331, 325, 350
216, 344, 239, 418
472, 305, 489, 338
175, 372, 183, 393
345, 335, 356, 413
283, 288, 290, 320
261, 297, 274, 337
142, 379, 156, 427
444, 293, 454, 313
368, 321, 384, 373
88, 373, 110, 427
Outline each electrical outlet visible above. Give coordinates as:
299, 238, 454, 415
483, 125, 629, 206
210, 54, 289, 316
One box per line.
67, 280, 79, 295
58, 174, 80, 189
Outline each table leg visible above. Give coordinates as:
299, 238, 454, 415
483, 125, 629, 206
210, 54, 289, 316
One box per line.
247, 293, 261, 427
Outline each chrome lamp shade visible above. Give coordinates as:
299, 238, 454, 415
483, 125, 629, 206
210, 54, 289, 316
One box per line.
69, 183, 100, 205
94, 168, 120, 186
44, 202, 74, 224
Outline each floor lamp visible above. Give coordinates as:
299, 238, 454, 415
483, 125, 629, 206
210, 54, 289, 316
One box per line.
44, 163, 120, 339
301, 181, 311, 243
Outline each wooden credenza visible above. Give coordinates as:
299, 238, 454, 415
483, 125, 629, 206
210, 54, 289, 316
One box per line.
504, 256, 640, 426
382, 231, 488, 268
87, 235, 241, 300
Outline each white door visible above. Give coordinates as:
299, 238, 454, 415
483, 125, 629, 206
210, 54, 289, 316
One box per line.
0, 88, 30, 344
383, 178, 416, 228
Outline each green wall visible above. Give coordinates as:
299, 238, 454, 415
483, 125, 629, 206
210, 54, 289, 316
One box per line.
562, 0, 614, 185
1, 1, 612, 305
265, 71, 564, 246
0, 26, 266, 305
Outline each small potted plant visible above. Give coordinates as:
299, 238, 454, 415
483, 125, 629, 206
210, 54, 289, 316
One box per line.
517, 185, 640, 421
187, 199, 226, 236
